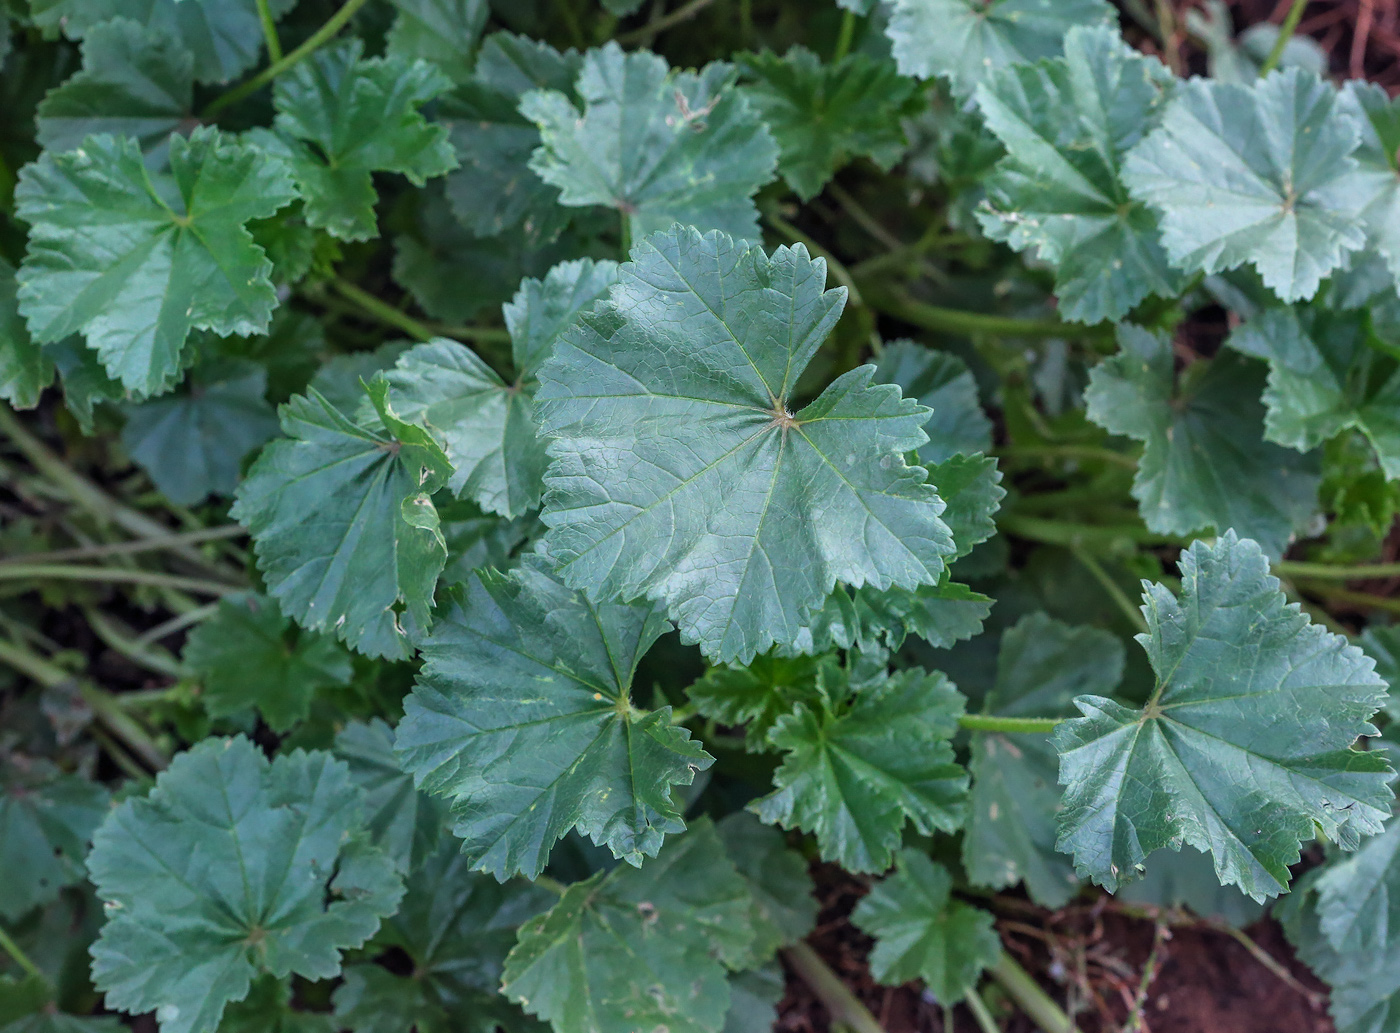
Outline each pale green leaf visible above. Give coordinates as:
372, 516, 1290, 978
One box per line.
536, 226, 955, 663
1316, 819, 1400, 956
1329, 81, 1400, 296
1361, 626, 1400, 721
1054, 532, 1393, 901
871, 340, 992, 465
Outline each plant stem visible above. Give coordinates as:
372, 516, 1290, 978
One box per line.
255, 0, 284, 60
826, 182, 904, 253
617, 0, 719, 45
965, 988, 1001, 1033
1294, 583, 1400, 616
958, 714, 1062, 735
996, 443, 1137, 471
134, 602, 221, 646
1071, 547, 1149, 634
1124, 921, 1168, 1033
330, 277, 437, 341
782, 942, 889, 1033
738, 0, 753, 44
0, 564, 238, 596
532, 874, 568, 895
998, 514, 1185, 550
0, 525, 246, 566
423, 321, 513, 345
620, 209, 633, 260
989, 953, 1080, 1033
861, 285, 1105, 341
1259, 0, 1309, 75
832, 9, 856, 61
1272, 559, 1400, 581
762, 205, 864, 307
90, 725, 152, 781
203, 0, 372, 117
0, 923, 45, 983
83, 607, 185, 680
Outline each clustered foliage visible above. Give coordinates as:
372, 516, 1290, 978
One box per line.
1, 1, 1400, 1032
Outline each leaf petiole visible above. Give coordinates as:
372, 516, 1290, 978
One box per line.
1257, 0, 1310, 76
0, 564, 238, 596
0, 923, 45, 984
782, 941, 890, 1033
255, 0, 283, 61
958, 715, 1063, 735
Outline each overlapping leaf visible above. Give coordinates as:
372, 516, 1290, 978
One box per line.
975, 26, 1185, 324
851, 850, 1001, 1004
218, 977, 334, 1033
717, 812, 818, 967
183, 592, 353, 733
687, 653, 824, 753
1329, 81, 1400, 294
1084, 325, 1320, 557
1054, 532, 1393, 901
0, 756, 109, 921
384, 0, 490, 80
334, 720, 450, 875
394, 555, 711, 879
520, 44, 778, 240
871, 340, 992, 464
385, 259, 618, 517
15, 128, 297, 395
738, 48, 916, 200
501, 818, 755, 1033
535, 226, 955, 663
1123, 68, 1365, 302
885, 0, 1116, 97
231, 379, 451, 660
0, 257, 52, 410
87, 737, 403, 1033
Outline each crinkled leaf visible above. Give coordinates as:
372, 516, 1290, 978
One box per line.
872, 340, 992, 465
0, 756, 109, 921
687, 653, 824, 753
851, 849, 1000, 1004
1229, 306, 1400, 478
334, 837, 551, 1033
752, 666, 967, 872
536, 226, 955, 663
334, 720, 450, 875
1122, 68, 1365, 302
183, 592, 353, 733
885, 0, 1116, 97
521, 44, 777, 240
254, 40, 456, 242
964, 613, 1123, 908
738, 47, 916, 200
15, 128, 297, 395
1084, 325, 1320, 557
121, 359, 278, 505
231, 379, 451, 660
1329, 81, 1400, 296
0, 257, 52, 410
35, 19, 192, 159
974, 25, 1185, 324
439, 33, 581, 245
1053, 532, 1393, 901
87, 737, 404, 1033
501, 818, 755, 1033
384, 259, 618, 517
385, 0, 489, 81
716, 812, 817, 966
800, 576, 992, 655
394, 556, 711, 879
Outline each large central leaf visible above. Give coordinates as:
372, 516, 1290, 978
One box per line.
535, 226, 955, 663
1054, 532, 1393, 902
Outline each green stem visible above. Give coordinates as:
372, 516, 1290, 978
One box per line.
738, 0, 753, 45
83, 607, 185, 680
329, 277, 438, 342
1071, 547, 1149, 635
532, 874, 568, 895
965, 988, 1001, 1033
998, 514, 1185, 550
826, 182, 904, 252
1272, 559, 1400, 581
0, 924, 45, 983
1294, 583, 1400, 616
90, 726, 152, 781
996, 444, 1137, 471
989, 954, 1080, 1033
782, 942, 889, 1033
134, 602, 221, 646
255, 0, 284, 60
862, 285, 1106, 341
832, 9, 856, 62
616, 0, 719, 45
763, 205, 864, 307
0, 525, 246, 566
958, 714, 1062, 735
1258, 0, 1309, 75
203, 0, 372, 117
422, 321, 513, 345
0, 564, 238, 596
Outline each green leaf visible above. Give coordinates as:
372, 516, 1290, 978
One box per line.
218, 976, 334, 1033
29, 0, 292, 85
1122, 68, 1365, 302
0, 755, 109, 921
231, 379, 451, 660
722, 968, 784, 1033
254, 40, 457, 242
384, 258, 619, 517
45, 338, 123, 431
334, 837, 552, 1033
851, 849, 1001, 1004
885, 0, 1116, 97
35, 19, 192, 158
0, 257, 53, 410
752, 666, 967, 873
964, 613, 1123, 908
394, 555, 712, 880
15, 128, 297, 396
1315, 819, 1400, 956
87, 737, 403, 1033
1084, 325, 1320, 557
974, 25, 1185, 324
121, 359, 279, 505
520, 44, 778, 240
1331, 81, 1400, 295
802, 577, 993, 655
536, 226, 955, 663
501, 818, 755, 1033
1228, 306, 1400, 479
183, 592, 353, 734
738, 47, 916, 201
1053, 532, 1393, 901
385, 0, 490, 81
0, 1016, 124, 1033
1117, 845, 1265, 928
687, 653, 824, 753
716, 812, 817, 966
1361, 626, 1400, 721
931, 453, 1004, 558
438, 33, 581, 245
871, 340, 992, 465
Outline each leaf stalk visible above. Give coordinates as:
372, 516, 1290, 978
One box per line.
782, 942, 890, 1033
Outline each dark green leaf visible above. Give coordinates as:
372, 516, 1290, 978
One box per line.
716, 812, 817, 966
0, 257, 53, 409
385, 0, 490, 80
872, 340, 992, 465
0, 756, 109, 921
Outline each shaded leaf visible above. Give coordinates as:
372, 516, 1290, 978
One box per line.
871, 340, 992, 465
717, 812, 817, 966
0, 756, 109, 921
0, 257, 53, 410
